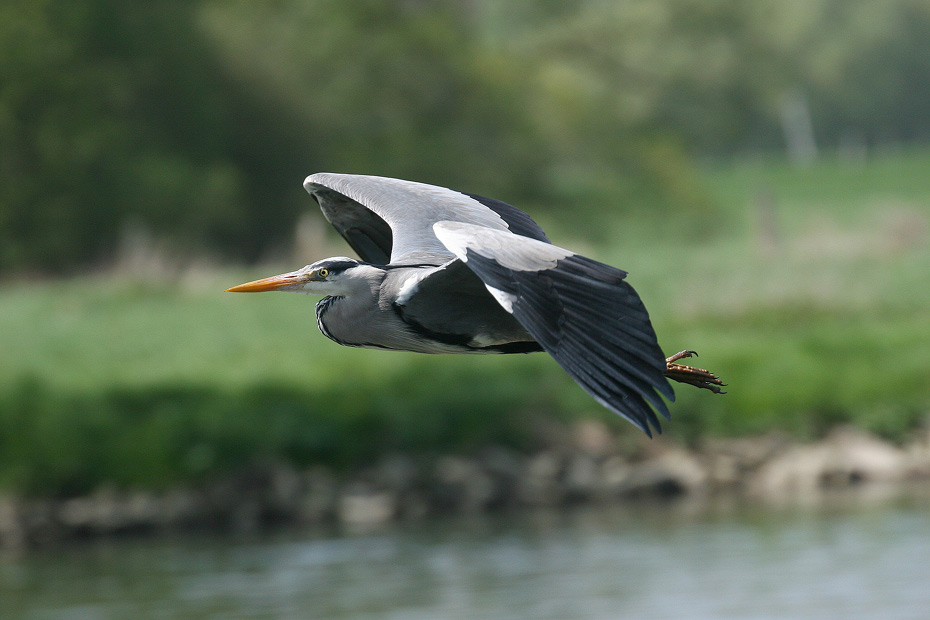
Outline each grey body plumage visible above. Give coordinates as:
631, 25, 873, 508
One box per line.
228, 173, 725, 436
311, 258, 539, 354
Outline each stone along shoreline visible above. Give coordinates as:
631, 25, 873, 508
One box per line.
3, 424, 930, 548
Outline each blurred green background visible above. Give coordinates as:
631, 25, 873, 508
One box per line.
2, 0, 929, 496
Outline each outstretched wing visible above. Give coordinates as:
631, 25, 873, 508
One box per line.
304, 173, 549, 265
434, 221, 674, 437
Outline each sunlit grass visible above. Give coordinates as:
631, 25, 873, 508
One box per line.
2, 149, 929, 493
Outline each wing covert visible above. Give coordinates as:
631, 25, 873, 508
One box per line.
304, 174, 549, 264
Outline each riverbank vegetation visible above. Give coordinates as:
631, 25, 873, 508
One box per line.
3, 149, 928, 495
4, 1, 930, 500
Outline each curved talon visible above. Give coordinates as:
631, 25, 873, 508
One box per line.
666, 350, 698, 364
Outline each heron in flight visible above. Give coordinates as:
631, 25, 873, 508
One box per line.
227, 174, 724, 436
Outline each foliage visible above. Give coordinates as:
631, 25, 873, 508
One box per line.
1, 149, 928, 494
3, 0, 930, 272
1, 1, 294, 270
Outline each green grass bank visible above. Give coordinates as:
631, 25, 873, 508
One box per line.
2, 150, 929, 495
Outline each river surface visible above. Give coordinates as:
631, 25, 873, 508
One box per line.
3, 490, 929, 620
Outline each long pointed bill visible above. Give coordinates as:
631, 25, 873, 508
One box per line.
225, 271, 306, 292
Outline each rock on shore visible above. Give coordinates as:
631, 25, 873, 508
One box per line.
2, 425, 930, 548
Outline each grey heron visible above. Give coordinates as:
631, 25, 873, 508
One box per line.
227, 174, 724, 437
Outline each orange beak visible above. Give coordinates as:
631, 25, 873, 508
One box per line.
225, 271, 307, 293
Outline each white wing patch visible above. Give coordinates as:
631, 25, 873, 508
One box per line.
394, 260, 459, 306
485, 284, 517, 313
468, 330, 514, 347
433, 221, 572, 272
394, 272, 427, 306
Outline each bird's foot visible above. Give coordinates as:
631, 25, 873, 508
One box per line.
664, 350, 726, 394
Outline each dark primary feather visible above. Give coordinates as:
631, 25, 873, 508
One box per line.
460, 249, 673, 437
462, 193, 551, 243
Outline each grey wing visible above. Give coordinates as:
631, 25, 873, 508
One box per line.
434, 221, 674, 437
304, 173, 550, 265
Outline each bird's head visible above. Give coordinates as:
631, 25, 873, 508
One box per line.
225, 257, 369, 296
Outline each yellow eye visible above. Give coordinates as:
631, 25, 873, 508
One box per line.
318, 268, 329, 278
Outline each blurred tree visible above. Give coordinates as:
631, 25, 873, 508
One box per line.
198, 0, 546, 199
0, 0, 312, 271
495, 0, 930, 153
200, 0, 712, 225
2, 0, 929, 273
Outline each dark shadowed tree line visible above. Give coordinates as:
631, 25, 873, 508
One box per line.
2, 0, 929, 273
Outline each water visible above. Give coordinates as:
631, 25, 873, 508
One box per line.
3, 492, 930, 620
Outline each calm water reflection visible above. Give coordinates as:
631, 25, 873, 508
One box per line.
3, 490, 930, 620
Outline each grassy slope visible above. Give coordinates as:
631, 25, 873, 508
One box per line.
660, 151, 930, 440
2, 150, 929, 493
1, 277, 570, 493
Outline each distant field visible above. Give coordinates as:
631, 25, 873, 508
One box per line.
2, 149, 929, 493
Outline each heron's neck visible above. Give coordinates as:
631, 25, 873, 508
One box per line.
314, 265, 386, 347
